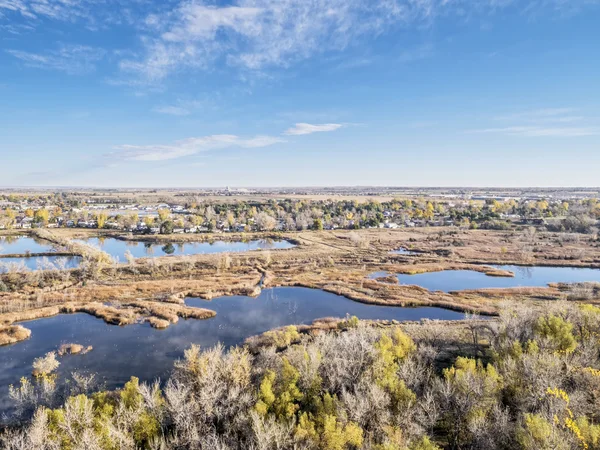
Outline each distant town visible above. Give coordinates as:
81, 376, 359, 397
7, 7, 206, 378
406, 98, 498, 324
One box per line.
0, 187, 598, 235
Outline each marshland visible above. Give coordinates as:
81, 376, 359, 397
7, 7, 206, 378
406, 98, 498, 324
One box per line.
1, 192, 600, 449
4, 0, 600, 445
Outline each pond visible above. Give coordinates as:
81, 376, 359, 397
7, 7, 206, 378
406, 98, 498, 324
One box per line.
76, 237, 296, 260
0, 287, 465, 417
391, 248, 420, 255
371, 265, 600, 292
0, 256, 81, 273
0, 236, 57, 255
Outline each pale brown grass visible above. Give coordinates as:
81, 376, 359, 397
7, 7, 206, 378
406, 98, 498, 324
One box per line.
0, 325, 31, 345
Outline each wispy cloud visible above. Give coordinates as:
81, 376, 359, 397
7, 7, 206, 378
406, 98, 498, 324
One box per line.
108, 119, 343, 163
1, 0, 90, 22
0, 22, 35, 34
471, 126, 599, 137
109, 134, 285, 162
0, 0, 134, 27
471, 107, 600, 137
3, 0, 598, 83
6, 44, 105, 74
118, 0, 432, 81
116, 0, 600, 83
284, 123, 343, 136
3, 0, 594, 26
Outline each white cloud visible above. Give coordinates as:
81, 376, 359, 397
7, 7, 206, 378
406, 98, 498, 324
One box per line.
0, 0, 96, 22
110, 134, 285, 162
242, 135, 286, 147
6, 44, 105, 74
116, 0, 600, 82
119, 0, 422, 80
161, 5, 262, 42
284, 123, 343, 135
0, 22, 35, 34
3, 0, 598, 82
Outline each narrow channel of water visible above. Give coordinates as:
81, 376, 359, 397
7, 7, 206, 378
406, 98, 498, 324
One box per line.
0, 256, 81, 273
0, 287, 465, 417
0, 236, 79, 272
76, 237, 296, 260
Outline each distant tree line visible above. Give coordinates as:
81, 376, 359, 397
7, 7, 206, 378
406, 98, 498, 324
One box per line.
1, 195, 599, 234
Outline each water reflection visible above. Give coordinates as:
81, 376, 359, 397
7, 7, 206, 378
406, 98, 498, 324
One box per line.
0, 236, 57, 255
76, 237, 296, 259
0, 256, 80, 273
0, 287, 464, 416
371, 265, 600, 292
161, 243, 175, 255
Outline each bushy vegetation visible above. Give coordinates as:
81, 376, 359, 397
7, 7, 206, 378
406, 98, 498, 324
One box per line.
1, 193, 599, 232
4, 302, 600, 449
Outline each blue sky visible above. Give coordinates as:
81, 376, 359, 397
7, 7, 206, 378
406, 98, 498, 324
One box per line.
1, 0, 599, 188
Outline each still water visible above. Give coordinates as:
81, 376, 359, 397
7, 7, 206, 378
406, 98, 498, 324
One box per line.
0, 236, 78, 272
76, 237, 296, 260
0, 256, 80, 272
0, 236, 57, 255
372, 265, 600, 292
0, 287, 464, 416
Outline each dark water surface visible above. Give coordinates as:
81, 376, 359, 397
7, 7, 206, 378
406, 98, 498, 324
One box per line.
0, 287, 464, 416
77, 237, 296, 260
372, 265, 600, 292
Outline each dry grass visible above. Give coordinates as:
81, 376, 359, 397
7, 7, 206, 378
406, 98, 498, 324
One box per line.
58, 343, 92, 356
0, 325, 31, 345
124, 300, 216, 324
61, 302, 137, 326
2, 227, 599, 345
148, 317, 170, 329
373, 274, 399, 284
389, 263, 514, 277
0, 306, 62, 325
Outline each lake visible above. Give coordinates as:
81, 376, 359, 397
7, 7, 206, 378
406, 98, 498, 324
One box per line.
371, 265, 600, 292
0, 236, 57, 255
0, 256, 81, 273
0, 287, 464, 418
76, 237, 296, 260
0, 236, 78, 272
